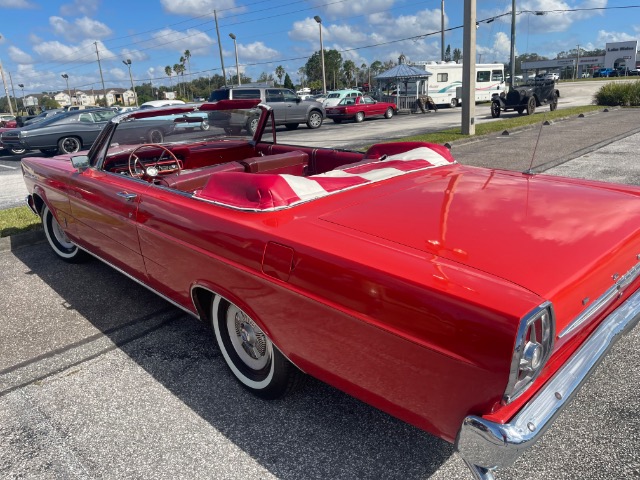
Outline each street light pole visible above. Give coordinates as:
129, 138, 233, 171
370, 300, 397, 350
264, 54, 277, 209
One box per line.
122, 59, 138, 106
61, 74, 71, 107
229, 33, 241, 86
314, 16, 326, 95
575, 44, 581, 80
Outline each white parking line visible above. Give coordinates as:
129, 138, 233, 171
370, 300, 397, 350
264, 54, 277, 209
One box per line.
0, 164, 18, 170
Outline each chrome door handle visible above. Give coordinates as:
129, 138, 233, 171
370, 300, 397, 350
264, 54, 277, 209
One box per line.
117, 192, 137, 201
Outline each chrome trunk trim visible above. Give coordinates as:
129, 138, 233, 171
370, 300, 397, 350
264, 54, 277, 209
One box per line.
559, 261, 640, 339
456, 288, 640, 470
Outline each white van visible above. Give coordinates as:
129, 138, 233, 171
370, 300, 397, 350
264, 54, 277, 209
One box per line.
139, 100, 186, 109
412, 62, 506, 107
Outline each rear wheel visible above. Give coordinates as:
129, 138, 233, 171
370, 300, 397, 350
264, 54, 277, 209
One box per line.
247, 116, 260, 135
526, 96, 536, 115
490, 102, 501, 118
58, 137, 81, 155
384, 108, 394, 119
355, 111, 365, 123
212, 297, 305, 399
42, 205, 89, 263
306, 110, 323, 129
450, 98, 459, 108
549, 94, 558, 111
200, 120, 210, 131
147, 129, 164, 143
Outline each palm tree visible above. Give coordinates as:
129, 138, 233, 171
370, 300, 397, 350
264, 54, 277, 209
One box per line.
165, 65, 173, 93
275, 65, 285, 86
184, 49, 192, 100
173, 63, 182, 98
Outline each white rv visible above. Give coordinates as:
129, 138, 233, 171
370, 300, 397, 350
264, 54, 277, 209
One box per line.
413, 61, 506, 107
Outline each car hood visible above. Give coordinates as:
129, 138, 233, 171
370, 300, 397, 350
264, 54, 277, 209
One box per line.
319, 165, 640, 330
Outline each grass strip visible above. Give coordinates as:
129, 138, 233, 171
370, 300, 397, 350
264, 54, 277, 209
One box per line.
0, 206, 41, 238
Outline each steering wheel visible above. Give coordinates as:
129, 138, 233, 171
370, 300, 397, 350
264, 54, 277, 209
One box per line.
128, 143, 182, 179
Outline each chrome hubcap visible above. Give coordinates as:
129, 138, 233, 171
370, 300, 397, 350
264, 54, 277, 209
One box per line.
228, 306, 270, 370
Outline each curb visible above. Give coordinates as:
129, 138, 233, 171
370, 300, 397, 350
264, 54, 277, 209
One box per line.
0, 228, 45, 253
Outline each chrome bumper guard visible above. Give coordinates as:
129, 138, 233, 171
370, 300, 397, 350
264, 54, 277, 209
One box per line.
456, 288, 640, 472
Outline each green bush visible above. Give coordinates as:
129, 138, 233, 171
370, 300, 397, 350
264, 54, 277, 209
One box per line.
594, 80, 640, 106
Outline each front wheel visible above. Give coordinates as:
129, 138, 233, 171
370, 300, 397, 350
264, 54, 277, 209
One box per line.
147, 129, 164, 143
306, 110, 323, 129
42, 205, 89, 263
384, 107, 394, 119
549, 94, 558, 111
526, 96, 536, 115
247, 116, 260, 135
9, 147, 27, 155
212, 297, 305, 399
200, 120, 210, 131
490, 102, 501, 118
58, 137, 81, 155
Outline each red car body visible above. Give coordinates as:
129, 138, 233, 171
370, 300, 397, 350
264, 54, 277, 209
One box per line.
325, 95, 397, 123
21, 100, 640, 479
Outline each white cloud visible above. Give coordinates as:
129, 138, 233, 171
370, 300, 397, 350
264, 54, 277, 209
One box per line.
49, 16, 112, 41
0, 0, 36, 8
237, 41, 278, 62
596, 30, 637, 44
8, 45, 32, 64
60, 0, 99, 16
477, 31, 511, 63
159, 0, 242, 17
518, 0, 608, 33
33, 39, 115, 63
150, 28, 214, 56
311, 0, 392, 18
120, 49, 148, 62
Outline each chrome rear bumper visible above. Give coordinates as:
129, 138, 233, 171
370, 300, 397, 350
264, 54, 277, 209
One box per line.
456, 288, 640, 473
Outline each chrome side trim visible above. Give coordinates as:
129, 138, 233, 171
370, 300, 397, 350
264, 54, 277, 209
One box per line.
559, 260, 640, 339
456, 288, 640, 469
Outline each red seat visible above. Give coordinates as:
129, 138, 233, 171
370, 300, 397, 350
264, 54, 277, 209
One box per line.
158, 161, 246, 192
240, 151, 309, 176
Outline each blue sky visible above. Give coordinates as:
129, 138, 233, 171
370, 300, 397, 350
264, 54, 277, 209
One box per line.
0, 0, 638, 95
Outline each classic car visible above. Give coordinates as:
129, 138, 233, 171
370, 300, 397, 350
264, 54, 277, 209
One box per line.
322, 89, 364, 107
491, 79, 559, 117
21, 99, 640, 480
325, 95, 397, 123
0, 126, 27, 154
3, 108, 175, 155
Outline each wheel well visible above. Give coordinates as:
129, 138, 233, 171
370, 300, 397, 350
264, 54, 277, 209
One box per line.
192, 286, 215, 325
32, 193, 45, 216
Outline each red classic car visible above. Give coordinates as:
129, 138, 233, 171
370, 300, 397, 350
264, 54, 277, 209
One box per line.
325, 95, 397, 123
21, 100, 640, 479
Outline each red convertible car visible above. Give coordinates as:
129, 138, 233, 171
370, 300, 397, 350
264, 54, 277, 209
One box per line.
21, 100, 640, 479
325, 95, 396, 123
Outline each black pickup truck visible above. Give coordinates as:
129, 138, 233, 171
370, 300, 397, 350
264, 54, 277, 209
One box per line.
491, 79, 559, 117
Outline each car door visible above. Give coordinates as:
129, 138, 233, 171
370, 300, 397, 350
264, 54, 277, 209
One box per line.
74, 111, 111, 148
282, 89, 304, 123
265, 89, 289, 124
66, 169, 151, 278
361, 96, 382, 115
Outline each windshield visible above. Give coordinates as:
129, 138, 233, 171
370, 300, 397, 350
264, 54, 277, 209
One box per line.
107, 105, 260, 156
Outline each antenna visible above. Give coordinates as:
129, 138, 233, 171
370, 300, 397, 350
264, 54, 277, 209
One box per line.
525, 115, 546, 175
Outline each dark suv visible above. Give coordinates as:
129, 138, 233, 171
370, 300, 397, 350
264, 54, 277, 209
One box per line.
208, 86, 325, 134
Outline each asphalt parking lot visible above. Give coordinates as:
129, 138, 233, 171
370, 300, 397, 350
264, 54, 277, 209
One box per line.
2, 106, 640, 479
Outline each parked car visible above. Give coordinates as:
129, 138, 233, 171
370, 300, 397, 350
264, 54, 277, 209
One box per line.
23, 108, 65, 126
208, 86, 325, 133
593, 68, 615, 78
325, 95, 397, 123
139, 100, 186, 109
322, 89, 364, 107
0, 126, 27, 154
543, 72, 559, 81
491, 80, 559, 117
20, 99, 640, 480
0, 108, 175, 155
0, 113, 15, 127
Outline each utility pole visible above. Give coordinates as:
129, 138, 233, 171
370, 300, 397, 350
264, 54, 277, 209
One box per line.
575, 44, 580, 80
461, 0, 476, 135
94, 42, 107, 105
441, 0, 445, 61
0, 62, 14, 116
510, 0, 516, 87
214, 10, 226, 84
8, 71, 19, 113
